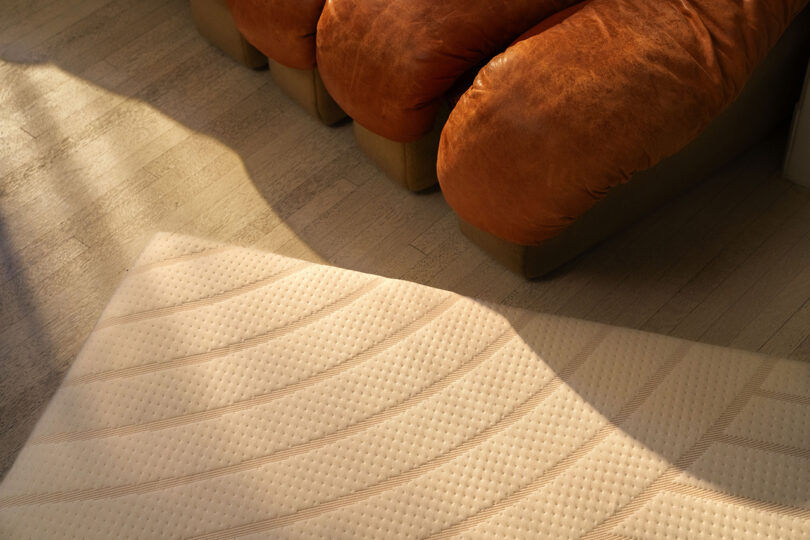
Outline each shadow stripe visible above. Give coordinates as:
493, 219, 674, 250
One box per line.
63, 278, 384, 386
30, 295, 459, 445
187, 324, 613, 540
428, 340, 693, 539
95, 262, 309, 329
716, 433, 810, 460
754, 388, 810, 406
668, 482, 810, 518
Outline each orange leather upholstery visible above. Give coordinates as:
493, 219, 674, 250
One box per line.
316, 0, 584, 143
226, 0, 325, 70
438, 0, 809, 246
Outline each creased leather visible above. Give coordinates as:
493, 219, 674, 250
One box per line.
316, 0, 583, 142
437, 0, 809, 246
226, 0, 325, 70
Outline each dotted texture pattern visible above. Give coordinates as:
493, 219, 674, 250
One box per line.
1, 232, 808, 539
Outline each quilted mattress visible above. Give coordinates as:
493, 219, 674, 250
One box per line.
1, 233, 809, 539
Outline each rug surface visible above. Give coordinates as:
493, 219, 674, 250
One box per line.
1, 233, 808, 538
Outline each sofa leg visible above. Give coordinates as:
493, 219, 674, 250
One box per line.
459, 219, 593, 280
458, 219, 532, 276
189, 0, 267, 69
268, 60, 346, 125
353, 115, 446, 192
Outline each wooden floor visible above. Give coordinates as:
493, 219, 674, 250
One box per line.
1, 0, 810, 479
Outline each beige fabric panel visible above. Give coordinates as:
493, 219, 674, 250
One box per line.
353, 122, 441, 192
0, 233, 808, 538
189, 0, 266, 69
762, 359, 810, 398
353, 103, 449, 192
269, 59, 346, 125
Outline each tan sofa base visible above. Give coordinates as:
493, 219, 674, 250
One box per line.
269, 60, 346, 125
462, 8, 810, 279
189, 0, 266, 69
353, 106, 449, 192
189, 0, 343, 125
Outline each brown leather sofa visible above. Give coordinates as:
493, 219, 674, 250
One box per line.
190, 0, 345, 124
438, 0, 810, 278
316, 0, 585, 191
192, 0, 809, 279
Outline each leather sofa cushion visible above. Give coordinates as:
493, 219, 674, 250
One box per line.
316, 0, 584, 142
438, 0, 809, 245
227, 0, 325, 70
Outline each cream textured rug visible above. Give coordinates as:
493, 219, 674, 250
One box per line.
0, 233, 808, 539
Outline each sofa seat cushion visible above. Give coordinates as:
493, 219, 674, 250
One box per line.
1, 234, 809, 538
316, 0, 585, 142
226, 0, 325, 70
438, 0, 809, 246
